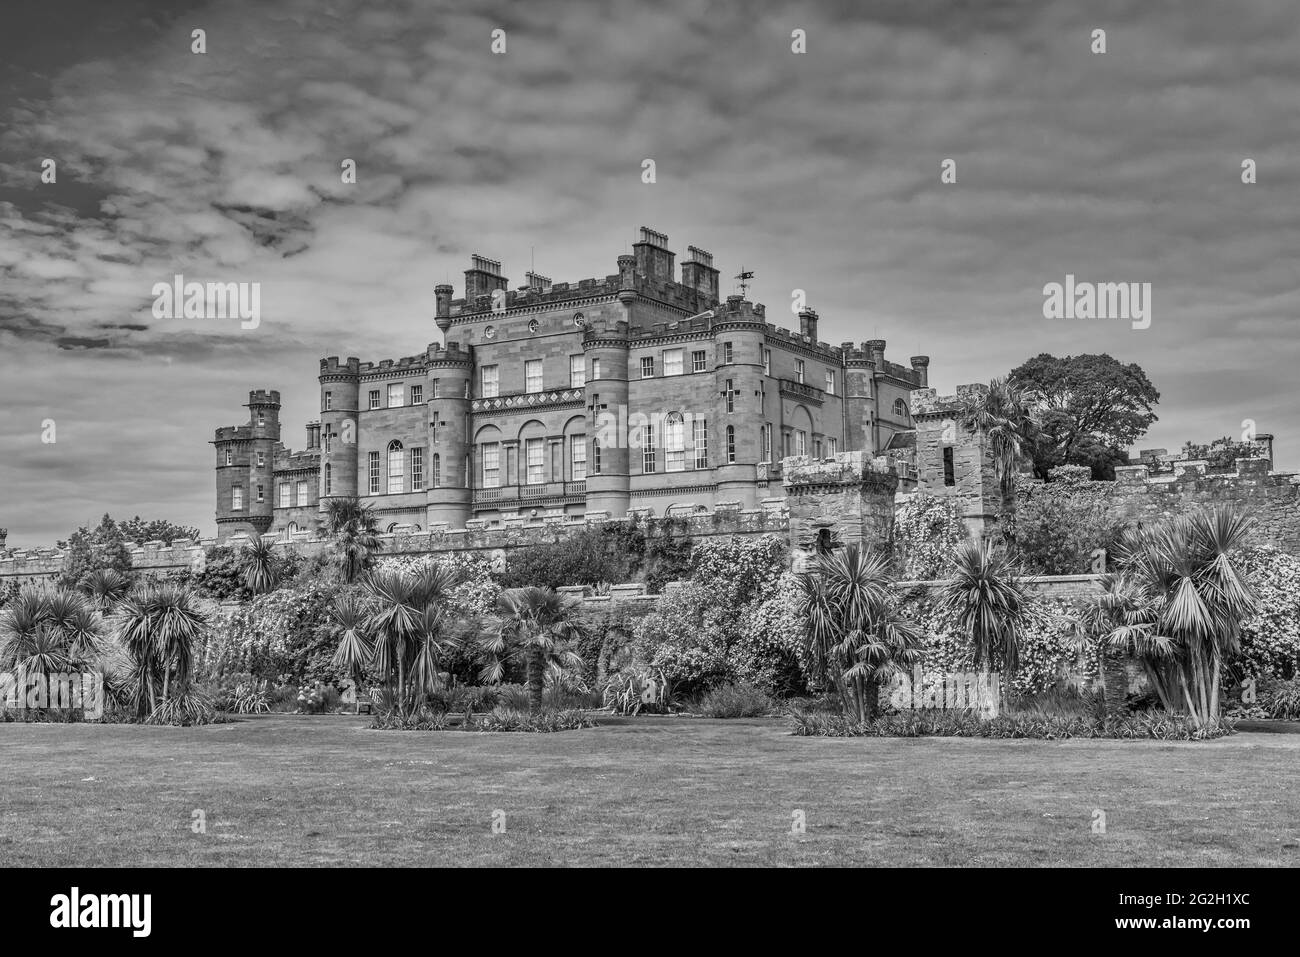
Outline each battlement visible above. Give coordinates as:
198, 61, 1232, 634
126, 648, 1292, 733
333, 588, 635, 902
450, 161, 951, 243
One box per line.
783, 452, 900, 491
274, 448, 321, 472
356, 353, 427, 377
427, 341, 474, 364
320, 356, 362, 376
765, 323, 837, 357
911, 383, 988, 416
247, 390, 280, 406
214, 425, 253, 442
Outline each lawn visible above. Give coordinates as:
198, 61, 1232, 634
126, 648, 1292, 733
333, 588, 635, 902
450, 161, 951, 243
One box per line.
1, 715, 1297, 866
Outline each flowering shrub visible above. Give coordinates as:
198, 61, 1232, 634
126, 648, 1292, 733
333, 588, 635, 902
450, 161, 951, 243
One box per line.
892, 494, 967, 580
1237, 547, 1300, 681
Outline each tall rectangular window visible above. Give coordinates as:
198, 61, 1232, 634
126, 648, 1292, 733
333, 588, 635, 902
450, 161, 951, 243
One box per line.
796, 360, 805, 384
525, 438, 544, 485
525, 359, 543, 394
571, 436, 587, 481
828, 437, 838, 456
569, 355, 585, 388
224, 449, 233, 466
256, 452, 264, 468
666, 415, 685, 472
814, 437, 823, 458
482, 443, 501, 488
641, 424, 657, 473
231, 487, 244, 510
368, 389, 381, 410
593, 443, 602, 475
692, 350, 707, 373
256, 484, 265, 503
591, 358, 602, 380
324, 431, 331, 452
296, 481, 308, 506
481, 365, 499, 398
725, 379, 734, 414
324, 391, 332, 411
368, 451, 381, 494
432, 378, 440, 398
795, 430, 808, 456
723, 341, 733, 364
640, 356, 655, 378
693, 418, 708, 469
762, 349, 771, 375
387, 383, 403, 408
277, 483, 290, 507
663, 349, 683, 376
824, 370, 836, 395
943, 447, 956, 487
324, 465, 332, 496
432, 454, 441, 489
726, 426, 736, 463
411, 447, 424, 491
761, 424, 771, 461
410, 384, 423, 405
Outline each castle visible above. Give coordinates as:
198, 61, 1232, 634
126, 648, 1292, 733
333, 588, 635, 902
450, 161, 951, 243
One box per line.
212, 227, 937, 539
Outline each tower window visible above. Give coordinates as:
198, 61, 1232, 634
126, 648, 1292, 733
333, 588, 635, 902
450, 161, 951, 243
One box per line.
431, 452, 441, 489
725, 379, 735, 413
762, 349, 771, 375
943, 447, 956, 486
726, 425, 736, 463
256, 484, 264, 503
592, 358, 602, 380
256, 451, 265, 468
224, 448, 233, 466
324, 392, 332, 411
231, 487, 244, 511
324, 464, 332, 496
723, 342, 733, 364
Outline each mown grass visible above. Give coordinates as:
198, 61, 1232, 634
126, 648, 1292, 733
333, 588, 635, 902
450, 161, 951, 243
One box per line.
1, 715, 1297, 866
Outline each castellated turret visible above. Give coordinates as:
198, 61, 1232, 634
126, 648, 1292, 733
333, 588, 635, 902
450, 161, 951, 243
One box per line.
426, 341, 474, 526
212, 390, 281, 537
318, 358, 361, 506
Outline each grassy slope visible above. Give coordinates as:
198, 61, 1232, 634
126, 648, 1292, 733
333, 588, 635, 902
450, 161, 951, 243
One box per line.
1, 715, 1297, 867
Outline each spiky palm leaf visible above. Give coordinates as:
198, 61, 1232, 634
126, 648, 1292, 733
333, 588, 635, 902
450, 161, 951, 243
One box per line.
240, 537, 280, 595
937, 537, 1030, 680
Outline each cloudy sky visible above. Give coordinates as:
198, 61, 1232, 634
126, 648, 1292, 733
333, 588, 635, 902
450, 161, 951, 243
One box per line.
1, 0, 1297, 547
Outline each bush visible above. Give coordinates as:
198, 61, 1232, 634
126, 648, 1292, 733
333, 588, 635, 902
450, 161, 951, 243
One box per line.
1261, 679, 1300, 719
602, 667, 674, 715
145, 688, 225, 726
788, 708, 1233, 740
695, 681, 776, 718
371, 707, 450, 731
472, 706, 595, 732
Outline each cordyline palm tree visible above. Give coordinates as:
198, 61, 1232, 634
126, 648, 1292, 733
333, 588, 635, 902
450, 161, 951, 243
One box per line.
1106, 508, 1257, 727
936, 537, 1031, 703
0, 587, 105, 681
476, 586, 586, 713
957, 377, 1043, 505
79, 568, 132, 613
362, 564, 459, 719
1072, 573, 1176, 721
796, 544, 925, 722
115, 582, 209, 717
239, 536, 280, 595
324, 497, 383, 583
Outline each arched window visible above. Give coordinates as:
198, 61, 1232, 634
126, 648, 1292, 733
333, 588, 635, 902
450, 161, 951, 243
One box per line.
665, 413, 686, 472
387, 440, 404, 494
285, 521, 299, 541
726, 425, 736, 463
893, 398, 908, 419
432, 453, 441, 488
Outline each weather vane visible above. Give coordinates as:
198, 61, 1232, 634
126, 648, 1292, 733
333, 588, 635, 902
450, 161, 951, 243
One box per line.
735, 267, 754, 297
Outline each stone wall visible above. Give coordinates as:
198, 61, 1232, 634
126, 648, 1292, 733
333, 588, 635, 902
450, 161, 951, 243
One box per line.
1020, 456, 1300, 553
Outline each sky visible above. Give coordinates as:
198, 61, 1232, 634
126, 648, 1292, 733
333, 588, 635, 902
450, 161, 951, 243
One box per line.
1, 0, 1297, 547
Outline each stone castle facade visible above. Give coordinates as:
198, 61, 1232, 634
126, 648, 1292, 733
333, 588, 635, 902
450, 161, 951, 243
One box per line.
212, 227, 933, 539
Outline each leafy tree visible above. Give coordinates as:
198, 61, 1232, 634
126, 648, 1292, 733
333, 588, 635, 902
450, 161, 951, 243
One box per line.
117, 516, 200, 545
59, 514, 133, 589
498, 516, 693, 593
1011, 479, 1128, 575
797, 544, 924, 721
181, 546, 251, 602
476, 586, 586, 713
1009, 353, 1159, 479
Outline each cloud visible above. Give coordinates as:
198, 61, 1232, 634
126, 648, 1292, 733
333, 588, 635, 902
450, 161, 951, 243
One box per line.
0, 0, 1297, 545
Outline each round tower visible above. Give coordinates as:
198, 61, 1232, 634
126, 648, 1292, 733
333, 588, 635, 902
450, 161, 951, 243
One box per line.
318, 357, 361, 510
426, 340, 473, 526
583, 281, 633, 518
711, 295, 768, 508
243, 390, 280, 535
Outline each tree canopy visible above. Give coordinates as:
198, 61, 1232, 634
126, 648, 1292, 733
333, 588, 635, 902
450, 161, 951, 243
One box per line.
1009, 353, 1159, 479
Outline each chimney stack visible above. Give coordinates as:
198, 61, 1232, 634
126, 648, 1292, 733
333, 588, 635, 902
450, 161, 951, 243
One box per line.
681, 245, 720, 307
464, 254, 508, 304
798, 308, 819, 341
910, 355, 930, 387
632, 226, 675, 282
